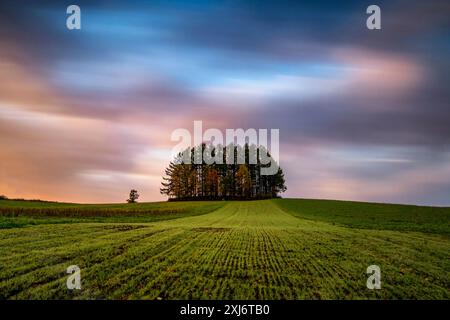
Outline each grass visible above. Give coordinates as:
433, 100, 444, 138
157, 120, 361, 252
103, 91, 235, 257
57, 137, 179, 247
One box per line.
275, 198, 450, 235
0, 199, 448, 299
0, 200, 224, 228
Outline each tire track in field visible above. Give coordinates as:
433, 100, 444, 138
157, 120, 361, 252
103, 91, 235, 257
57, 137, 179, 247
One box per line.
0, 225, 153, 282
0, 226, 160, 298
8, 226, 191, 299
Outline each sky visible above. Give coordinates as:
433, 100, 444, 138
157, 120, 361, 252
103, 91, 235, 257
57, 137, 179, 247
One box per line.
0, 0, 449, 205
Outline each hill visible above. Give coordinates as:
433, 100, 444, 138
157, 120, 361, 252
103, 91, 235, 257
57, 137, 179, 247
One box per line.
0, 198, 449, 299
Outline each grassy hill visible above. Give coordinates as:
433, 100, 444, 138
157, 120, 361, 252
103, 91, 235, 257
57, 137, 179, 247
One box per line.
0, 198, 449, 299
275, 198, 450, 235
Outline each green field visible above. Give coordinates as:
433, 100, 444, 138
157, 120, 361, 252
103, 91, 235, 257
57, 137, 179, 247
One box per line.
0, 199, 449, 299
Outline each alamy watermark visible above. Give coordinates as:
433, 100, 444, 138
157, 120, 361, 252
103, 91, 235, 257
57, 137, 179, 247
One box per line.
171, 121, 280, 175
366, 5, 381, 30
66, 5, 380, 31
66, 5, 81, 30
66, 265, 81, 290
366, 265, 381, 290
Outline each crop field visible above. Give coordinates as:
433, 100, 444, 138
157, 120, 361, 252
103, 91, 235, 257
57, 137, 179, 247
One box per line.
0, 200, 224, 228
0, 199, 449, 299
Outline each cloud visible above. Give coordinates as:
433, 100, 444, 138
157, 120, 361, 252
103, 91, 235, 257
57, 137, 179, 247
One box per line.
0, 1, 449, 205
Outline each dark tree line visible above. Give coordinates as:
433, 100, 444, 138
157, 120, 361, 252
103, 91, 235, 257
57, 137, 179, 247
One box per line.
160, 144, 287, 200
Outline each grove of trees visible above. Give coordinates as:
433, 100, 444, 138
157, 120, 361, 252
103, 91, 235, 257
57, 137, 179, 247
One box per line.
160, 144, 286, 200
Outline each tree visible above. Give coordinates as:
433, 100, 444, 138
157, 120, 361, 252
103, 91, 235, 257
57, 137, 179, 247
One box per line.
205, 167, 219, 198
127, 189, 139, 203
220, 170, 234, 199
273, 168, 287, 197
236, 165, 251, 198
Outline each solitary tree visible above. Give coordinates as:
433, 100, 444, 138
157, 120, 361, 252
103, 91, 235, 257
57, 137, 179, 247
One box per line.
127, 189, 139, 203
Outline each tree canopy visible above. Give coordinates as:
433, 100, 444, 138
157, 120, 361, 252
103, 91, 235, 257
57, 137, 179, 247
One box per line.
127, 189, 139, 203
160, 144, 286, 200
